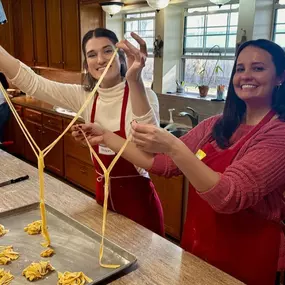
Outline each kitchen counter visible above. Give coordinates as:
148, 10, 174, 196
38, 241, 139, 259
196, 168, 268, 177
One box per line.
0, 150, 244, 285
11, 95, 84, 122
11, 95, 192, 130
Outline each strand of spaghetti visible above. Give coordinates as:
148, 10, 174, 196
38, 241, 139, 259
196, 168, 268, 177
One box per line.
42, 48, 118, 157
38, 151, 50, 247
0, 85, 50, 246
80, 130, 132, 268
0, 84, 39, 158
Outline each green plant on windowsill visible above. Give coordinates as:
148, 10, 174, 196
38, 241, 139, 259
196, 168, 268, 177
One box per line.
176, 80, 185, 94
196, 45, 222, 98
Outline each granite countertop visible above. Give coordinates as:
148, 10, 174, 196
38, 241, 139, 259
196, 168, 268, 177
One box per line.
0, 150, 244, 285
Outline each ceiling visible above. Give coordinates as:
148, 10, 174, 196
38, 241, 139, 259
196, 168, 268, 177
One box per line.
91, 0, 192, 8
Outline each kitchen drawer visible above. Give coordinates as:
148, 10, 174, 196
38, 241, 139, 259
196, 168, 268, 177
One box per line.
14, 104, 23, 116
64, 134, 93, 165
63, 118, 83, 134
43, 113, 63, 131
24, 108, 42, 124
65, 155, 95, 194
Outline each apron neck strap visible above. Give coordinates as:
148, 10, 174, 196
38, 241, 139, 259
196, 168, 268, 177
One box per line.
234, 109, 276, 149
90, 82, 129, 125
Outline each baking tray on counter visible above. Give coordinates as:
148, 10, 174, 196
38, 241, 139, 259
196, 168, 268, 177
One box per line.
0, 202, 137, 284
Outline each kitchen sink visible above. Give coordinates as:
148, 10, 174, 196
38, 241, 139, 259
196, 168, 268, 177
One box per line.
169, 128, 189, 138
159, 122, 190, 138
160, 122, 168, 128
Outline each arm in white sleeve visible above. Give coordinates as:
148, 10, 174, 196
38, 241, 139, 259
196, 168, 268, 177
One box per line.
10, 62, 85, 113
132, 88, 160, 126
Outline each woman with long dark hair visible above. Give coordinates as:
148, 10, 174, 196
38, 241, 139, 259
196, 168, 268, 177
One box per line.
0, 28, 164, 236
72, 39, 285, 285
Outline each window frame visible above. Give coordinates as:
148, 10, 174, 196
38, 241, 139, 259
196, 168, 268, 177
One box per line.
123, 11, 156, 54
181, 2, 239, 94
182, 2, 239, 57
272, 0, 285, 47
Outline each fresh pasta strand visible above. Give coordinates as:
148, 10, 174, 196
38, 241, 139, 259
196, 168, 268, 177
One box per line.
1, 48, 119, 262
0, 84, 39, 158
42, 48, 119, 157
80, 130, 132, 268
0, 86, 50, 245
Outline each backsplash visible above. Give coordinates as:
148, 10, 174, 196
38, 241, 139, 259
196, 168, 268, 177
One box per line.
157, 93, 225, 127
35, 68, 82, 85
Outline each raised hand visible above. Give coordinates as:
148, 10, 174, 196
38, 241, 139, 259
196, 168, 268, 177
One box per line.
116, 32, 147, 82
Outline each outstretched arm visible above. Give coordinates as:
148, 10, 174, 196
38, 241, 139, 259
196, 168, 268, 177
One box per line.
0, 46, 21, 79
0, 46, 83, 112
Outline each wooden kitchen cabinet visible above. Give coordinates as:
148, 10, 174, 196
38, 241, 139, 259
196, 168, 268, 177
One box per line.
24, 120, 42, 164
3, 105, 25, 156
23, 108, 43, 163
150, 174, 184, 240
46, 0, 81, 71
42, 113, 64, 176
46, 0, 63, 69
22, 109, 64, 176
63, 118, 95, 193
7, 0, 103, 71
12, 0, 34, 66
32, 0, 48, 67
12, 0, 48, 67
65, 154, 95, 193
42, 127, 64, 176
0, 0, 15, 56
61, 0, 81, 71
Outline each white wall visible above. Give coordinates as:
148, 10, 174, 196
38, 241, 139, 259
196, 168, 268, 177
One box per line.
161, 5, 184, 94
253, 0, 274, 40
104, 13, 124, 40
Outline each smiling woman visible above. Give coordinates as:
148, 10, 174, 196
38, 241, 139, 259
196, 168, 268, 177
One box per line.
0, 27, 164, 237
75, 39, 285, 285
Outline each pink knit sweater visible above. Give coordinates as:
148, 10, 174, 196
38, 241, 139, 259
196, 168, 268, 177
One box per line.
150, 115, 285, 270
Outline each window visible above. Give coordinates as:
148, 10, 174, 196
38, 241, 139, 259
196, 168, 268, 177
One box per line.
182, 3, 239, 94
124, 12, 155, 88
273, 0, 285, 48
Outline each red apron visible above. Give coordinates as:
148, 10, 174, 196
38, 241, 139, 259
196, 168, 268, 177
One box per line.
181, 110, 281, 285
90, 84, 164, 236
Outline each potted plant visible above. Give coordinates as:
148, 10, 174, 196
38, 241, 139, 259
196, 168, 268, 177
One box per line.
176, 80, 185, 94
214, 65, 225, 100
196, 45, 222, 98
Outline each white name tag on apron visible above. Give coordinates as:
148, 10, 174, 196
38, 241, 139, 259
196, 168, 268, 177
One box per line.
99, 145, 115, 155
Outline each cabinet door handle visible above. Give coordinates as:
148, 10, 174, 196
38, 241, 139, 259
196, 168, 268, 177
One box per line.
42, 131, 46, 134
79, 168, 87, 174
47, 119, 52, 123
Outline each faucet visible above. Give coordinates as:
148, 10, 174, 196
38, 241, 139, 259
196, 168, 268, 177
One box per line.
178, 107, 199, 127
164, 108, 177, 131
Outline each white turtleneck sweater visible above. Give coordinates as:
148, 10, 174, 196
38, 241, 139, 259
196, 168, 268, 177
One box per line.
11, 62, 159, 177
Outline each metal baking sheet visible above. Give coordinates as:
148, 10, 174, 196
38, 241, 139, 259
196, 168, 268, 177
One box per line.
0, 203, 137, 284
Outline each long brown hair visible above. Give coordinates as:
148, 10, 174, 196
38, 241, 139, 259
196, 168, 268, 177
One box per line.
212, 39, 285, 149
82, 28, 127, 92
